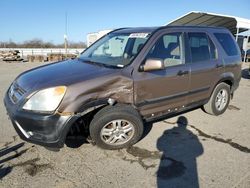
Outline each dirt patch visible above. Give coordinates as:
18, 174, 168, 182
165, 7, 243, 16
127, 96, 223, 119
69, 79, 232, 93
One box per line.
12, 158, 53, 176
126, 146, 162, 160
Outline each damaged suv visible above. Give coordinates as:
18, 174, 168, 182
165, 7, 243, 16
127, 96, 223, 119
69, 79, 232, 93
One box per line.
4, 26, 241, 149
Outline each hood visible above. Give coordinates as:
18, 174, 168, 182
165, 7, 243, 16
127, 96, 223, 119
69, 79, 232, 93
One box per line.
13, 58, 134, 113
16, 59, 114, 91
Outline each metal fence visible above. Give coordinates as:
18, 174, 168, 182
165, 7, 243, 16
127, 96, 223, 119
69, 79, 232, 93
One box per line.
0, 48, 85, 57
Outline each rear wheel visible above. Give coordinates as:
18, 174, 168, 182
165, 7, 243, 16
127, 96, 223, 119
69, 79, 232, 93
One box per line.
203, 83, 230, 116
89, 105, 144, 150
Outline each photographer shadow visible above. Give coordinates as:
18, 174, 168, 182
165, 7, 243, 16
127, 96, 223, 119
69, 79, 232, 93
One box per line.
157, 116, 204, 188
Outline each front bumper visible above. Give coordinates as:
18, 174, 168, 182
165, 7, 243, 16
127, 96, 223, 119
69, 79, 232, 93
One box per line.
4, 92, 78, 148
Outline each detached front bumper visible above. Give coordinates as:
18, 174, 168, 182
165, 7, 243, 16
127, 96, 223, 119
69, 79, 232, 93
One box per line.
4, 92, 78, 148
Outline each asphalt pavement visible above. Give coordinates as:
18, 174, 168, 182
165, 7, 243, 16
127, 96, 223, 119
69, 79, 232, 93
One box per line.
0, 61, 249, 188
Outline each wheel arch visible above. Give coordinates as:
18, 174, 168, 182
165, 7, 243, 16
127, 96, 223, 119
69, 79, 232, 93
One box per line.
211, 73, 234, 96
59, 99, 110, 145
60, 99, 138, 145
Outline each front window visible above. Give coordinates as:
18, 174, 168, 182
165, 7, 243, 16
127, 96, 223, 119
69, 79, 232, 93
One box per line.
146, 32, 183, 67
80, 33, 150, 68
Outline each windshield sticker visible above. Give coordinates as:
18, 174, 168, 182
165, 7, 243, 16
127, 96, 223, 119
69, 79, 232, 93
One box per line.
129, 33, 149, 38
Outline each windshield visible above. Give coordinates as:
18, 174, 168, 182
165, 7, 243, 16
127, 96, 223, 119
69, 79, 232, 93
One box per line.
80, 32, 150, 68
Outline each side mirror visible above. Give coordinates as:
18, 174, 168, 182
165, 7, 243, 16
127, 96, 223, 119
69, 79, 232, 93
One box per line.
139, 58, 165, 72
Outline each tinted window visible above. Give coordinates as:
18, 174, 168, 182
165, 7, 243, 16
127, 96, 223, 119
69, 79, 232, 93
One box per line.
188, 33, 210, 62
147, 33, 183, 67
214, 33, 239, 56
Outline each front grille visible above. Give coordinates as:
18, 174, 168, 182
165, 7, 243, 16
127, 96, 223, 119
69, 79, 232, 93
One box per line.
8, 83, 26, 104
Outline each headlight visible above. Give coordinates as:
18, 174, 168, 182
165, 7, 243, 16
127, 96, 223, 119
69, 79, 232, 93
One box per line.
23, 86, 67, 112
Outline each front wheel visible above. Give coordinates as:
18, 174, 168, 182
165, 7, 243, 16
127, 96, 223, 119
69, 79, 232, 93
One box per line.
203, 83, 230, 116
89, 105, 144, 150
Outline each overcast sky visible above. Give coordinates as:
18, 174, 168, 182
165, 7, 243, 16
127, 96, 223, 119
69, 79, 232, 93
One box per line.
0, 0, 249, 43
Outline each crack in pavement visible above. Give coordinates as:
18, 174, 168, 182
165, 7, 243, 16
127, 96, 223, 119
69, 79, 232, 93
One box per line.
122, 156, 157, 170
103, 148, 158, 170
121, 146, 187, 179
163, 120, 250, 153
228, 105, 240, 111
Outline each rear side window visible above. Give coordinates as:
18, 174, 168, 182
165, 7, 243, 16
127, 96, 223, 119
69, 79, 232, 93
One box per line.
188, 33, 211, 62
214, 33, 239, 56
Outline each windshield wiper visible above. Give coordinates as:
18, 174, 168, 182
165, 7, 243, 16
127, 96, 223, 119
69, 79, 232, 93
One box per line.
78, 58, 122, 69
78, 58, 105, 67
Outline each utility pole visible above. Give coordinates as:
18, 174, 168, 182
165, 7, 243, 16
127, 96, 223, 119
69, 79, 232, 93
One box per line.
64, 12, 68, 58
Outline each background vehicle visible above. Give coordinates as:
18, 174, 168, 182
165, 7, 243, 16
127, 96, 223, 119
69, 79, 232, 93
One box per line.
4, 26, 242, 150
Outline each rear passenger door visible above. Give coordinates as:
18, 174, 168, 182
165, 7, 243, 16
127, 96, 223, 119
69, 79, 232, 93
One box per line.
187, 32, 222, 104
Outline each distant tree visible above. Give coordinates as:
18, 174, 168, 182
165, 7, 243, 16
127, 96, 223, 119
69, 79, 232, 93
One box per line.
0, 39, 86, 49
68, 41, 87, 48
22, 39, 44, 48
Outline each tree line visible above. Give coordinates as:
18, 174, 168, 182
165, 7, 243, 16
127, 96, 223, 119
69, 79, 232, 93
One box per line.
0, 39, 87, 48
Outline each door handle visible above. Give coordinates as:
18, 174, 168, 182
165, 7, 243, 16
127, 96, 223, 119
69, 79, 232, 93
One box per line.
216, 64, 223, 68
177, 70, 189, 76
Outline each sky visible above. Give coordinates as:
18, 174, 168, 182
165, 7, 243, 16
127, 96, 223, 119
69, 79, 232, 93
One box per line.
0, 0, 250, 44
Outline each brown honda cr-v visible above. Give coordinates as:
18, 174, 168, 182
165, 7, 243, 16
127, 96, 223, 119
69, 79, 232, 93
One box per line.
4, 26, 241, 150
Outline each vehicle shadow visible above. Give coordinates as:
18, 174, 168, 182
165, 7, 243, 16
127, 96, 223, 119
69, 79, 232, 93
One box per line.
65, 136, 89, 148
242, 68, 250, 79
140, 122, 153, 141
0, 165, 12, 179
156, 116, 203, 188
0, 142, 26, 179
0, 142, 26, 164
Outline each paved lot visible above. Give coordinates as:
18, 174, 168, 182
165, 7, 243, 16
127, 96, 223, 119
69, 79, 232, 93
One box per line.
0, 61, 249, 188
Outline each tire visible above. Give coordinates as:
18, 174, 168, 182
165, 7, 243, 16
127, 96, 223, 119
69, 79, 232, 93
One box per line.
203, 83, 230, 116
89, 105, 144, 150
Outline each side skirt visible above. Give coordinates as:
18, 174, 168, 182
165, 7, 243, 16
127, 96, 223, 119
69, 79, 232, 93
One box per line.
143, 99, 209, 123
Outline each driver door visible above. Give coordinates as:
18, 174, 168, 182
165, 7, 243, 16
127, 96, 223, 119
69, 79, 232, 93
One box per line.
133, 32, 190, 118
